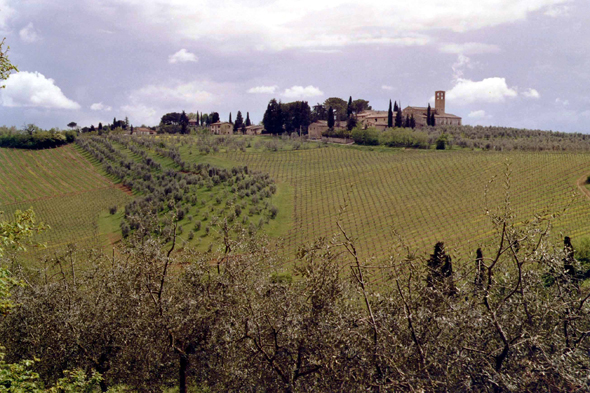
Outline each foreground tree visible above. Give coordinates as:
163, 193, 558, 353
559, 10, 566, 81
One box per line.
0, 38, 17, 88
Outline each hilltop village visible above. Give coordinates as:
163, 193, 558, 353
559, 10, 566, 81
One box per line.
127, 90, 462, 138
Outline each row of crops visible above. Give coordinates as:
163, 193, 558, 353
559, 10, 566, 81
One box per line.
0, 145, 132, 256
152, 134, 590, 262
0, 145, 115, 204
76, 135, 279, 249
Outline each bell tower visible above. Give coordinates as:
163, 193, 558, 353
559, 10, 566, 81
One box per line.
435, 90, 445, 114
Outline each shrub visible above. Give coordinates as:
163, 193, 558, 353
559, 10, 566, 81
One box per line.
351, 127, 380, 145
269, 205, 278, 219
109, 206, 118, 215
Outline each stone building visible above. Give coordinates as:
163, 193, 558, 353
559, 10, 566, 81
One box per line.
308, 120, 347, 139
355, 91, 462, 129
402, 91, 461, 127
210, 121, 233, 135
356, 111, 389, 130
245, 125, 264, 135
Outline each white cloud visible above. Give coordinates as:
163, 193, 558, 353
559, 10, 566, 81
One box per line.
19, 23, 40, 43
452, 54, 474, 79
522, 88, 540, 99
122, 80, 221, 124
90, 102, 112, 111
0, 0, 15, 29
381, 85, 394, 91
439, 42, 501, 55
168, 49, 198, 64
446, 77, 518, 105
556, 97, 569, 106
1, 71, 80, 110
101, 0, 568, 51
247, 85, 278, 94
468, 110, 491, 119
282, 85, 324, 99
545, 5, 570, 17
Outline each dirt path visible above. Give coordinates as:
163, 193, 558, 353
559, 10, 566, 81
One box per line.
576, 175, 590, 199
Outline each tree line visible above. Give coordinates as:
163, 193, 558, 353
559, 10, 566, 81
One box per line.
1, 200, 590, 391
0, 125, 77, 149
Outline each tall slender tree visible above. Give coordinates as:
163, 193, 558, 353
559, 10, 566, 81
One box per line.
387, 100, 393, 128
393, 101, 399, 112
426, 104, 432, 126
245, 112, 251, 127
327, 106, 335, 129
234, 111, 244, 132
180, 111, 189, 134
229, 112, 232, 124
347, 96, 353, 118
410, 114, 416, 129
395, 107, 403, 128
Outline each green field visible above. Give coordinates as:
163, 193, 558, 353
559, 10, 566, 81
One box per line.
172, 137, 590, 260
3, 137, 590, 262
0, 145, 131, 254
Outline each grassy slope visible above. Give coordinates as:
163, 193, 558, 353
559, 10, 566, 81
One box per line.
175, 138, 590, 260
0, 145, 132, 256
4, 138, 590, 264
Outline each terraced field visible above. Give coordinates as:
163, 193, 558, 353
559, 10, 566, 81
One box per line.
0, 145, 131, 254
173, 139, 590, 260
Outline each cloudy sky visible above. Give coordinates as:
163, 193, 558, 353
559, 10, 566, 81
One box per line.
0, 0, 588, 132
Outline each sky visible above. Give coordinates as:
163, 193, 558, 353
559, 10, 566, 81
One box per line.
0, 0, 589, 132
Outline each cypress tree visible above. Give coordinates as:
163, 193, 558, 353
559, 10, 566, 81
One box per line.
263, 99, 283, 134
234, 111, 244, 132
410, 114, 416, 129
327, 106, 335, 129
196, 112, 200, 125
347, 96, 353, 118
404, 114, 410, 128
395, 108, 403, 128
387, 100, 393, 128
426, 104, 431, 126
245, 112, 251, 127
393, 101, 399, 112
180, 111, 189, 134
98, 122, 103, 131
229, 112, 232, 124
431, 113, 436, 127
427, 242, 456, 296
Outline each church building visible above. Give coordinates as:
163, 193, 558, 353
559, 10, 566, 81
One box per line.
402, 91, 462, 127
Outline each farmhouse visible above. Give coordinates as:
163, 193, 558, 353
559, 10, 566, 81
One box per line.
356, 111, 389, 130
245, 125, 264, 135
210, 121, 233, 135
308, 120, 347, 139
188, 118, 199, 128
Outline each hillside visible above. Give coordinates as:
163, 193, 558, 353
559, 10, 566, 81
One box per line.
3, 135, 590, 262
0, 145, 131, 254
172, 135, 590, 260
